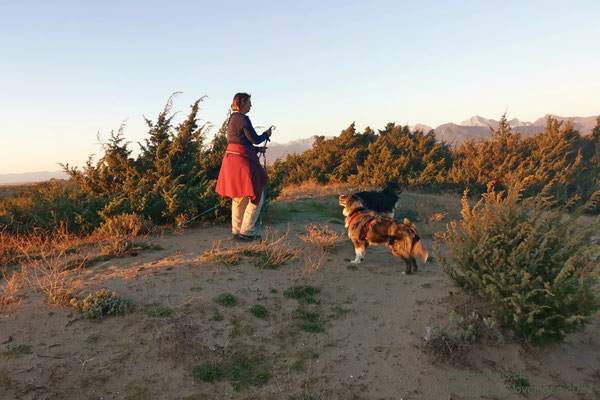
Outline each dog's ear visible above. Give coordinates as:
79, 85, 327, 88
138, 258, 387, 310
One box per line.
403, 218, 411, 225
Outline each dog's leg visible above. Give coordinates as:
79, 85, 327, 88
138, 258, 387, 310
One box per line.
351, 240, 366, 264
411, 258, 418, 273
403, 259, 413, 274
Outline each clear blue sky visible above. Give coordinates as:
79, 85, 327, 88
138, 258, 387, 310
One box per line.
1, 0, 599, 174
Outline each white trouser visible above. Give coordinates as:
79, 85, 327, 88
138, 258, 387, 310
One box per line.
231, 192, 264, 235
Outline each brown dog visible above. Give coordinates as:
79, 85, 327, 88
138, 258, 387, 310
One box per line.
339, 194, 428, 273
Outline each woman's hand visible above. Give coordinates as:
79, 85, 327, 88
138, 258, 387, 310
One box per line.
265, 127, 272, 138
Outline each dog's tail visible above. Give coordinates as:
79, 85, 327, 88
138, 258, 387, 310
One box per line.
411, 238, 429, 263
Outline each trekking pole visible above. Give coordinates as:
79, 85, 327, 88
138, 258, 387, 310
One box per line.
257, 125, 275, 235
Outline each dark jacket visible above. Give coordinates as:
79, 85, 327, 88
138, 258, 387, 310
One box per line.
227, 112, 269, 146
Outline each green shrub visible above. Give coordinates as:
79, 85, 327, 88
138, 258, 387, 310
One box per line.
250, 304, 267, 318
70, 288, 133, 319
95, 213, 149, 238
95, 213, 150, 256
435, 184, 600, 343
215, 293, 237, 307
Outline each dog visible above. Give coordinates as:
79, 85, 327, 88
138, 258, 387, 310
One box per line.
353, 181, 403, 218
339, 194, 428, 274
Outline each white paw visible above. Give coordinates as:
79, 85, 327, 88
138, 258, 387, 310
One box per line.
351, 259, 361, 264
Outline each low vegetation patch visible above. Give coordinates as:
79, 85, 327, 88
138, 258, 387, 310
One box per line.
284, 284, 320, 300
1, 344, 32, 357
211, 311, 224, 321
436, 182, 600, 344
298, 223, 345, 253
215, 292, 237, 307
149, 306, 171, 317
95, 213, 151, 257
295, 308, 324, 333
70, 288, 133, 319
190, 344, 271, 391
424, 310, 505, 363
250, 304, 267, 318
203, 229, 300, 269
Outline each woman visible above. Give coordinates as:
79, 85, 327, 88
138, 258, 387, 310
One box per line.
215, 93, 272, 240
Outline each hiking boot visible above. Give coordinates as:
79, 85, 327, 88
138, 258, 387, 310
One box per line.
238, 234, 262, 241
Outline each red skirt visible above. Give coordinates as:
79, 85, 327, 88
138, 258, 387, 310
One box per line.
215, 143, 268, 205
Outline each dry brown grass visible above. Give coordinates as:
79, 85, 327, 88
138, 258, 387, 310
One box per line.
277, 181, 376, 201
203, 228, 301, 269
0, 224, 93, 270
298, 249, 326, 278
202, 240, 242, 265
15, 237, 88, 304
298, 223, 346, 253
0, 271, 22, 306
0, 225, 94, 307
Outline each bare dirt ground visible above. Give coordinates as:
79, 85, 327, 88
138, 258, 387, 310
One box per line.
1, 187, 599, 400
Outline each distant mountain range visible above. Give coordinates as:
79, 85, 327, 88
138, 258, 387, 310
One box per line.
3, 114, 596, 184
265, 137, 322, 163
265, 114, 597, 162
0, 171, 69, 185
434, 114, 597, 146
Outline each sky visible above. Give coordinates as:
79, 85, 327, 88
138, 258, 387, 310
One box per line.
1, 0, 599, 174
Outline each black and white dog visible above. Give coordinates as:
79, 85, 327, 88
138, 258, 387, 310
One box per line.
353, 182, 403, 218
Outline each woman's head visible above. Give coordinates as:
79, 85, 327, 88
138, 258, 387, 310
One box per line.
231, 92, 252, 113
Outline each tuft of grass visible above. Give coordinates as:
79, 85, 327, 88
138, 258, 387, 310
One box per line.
295, 309, 319, 322
2, 344, 32, 357
70, 288, 133, 319
190, 344, 271, 391
250, 304, 267, 318
346, 264, 358, 271
295, 308, 323, 333
203, 229, 300, 269
216, 293, 237, 307
300, 322, 323, 333
329, 305, 351, 319
211, 311, 224, 321
420, 283, 433, 289
17, 242, 86, 305
284, 284, 319, 300
298, 223, 345, 253
191, 363, 221, 382
202, 240, 241, 265
149, 306, 171, 317
84, 336, 99, 345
